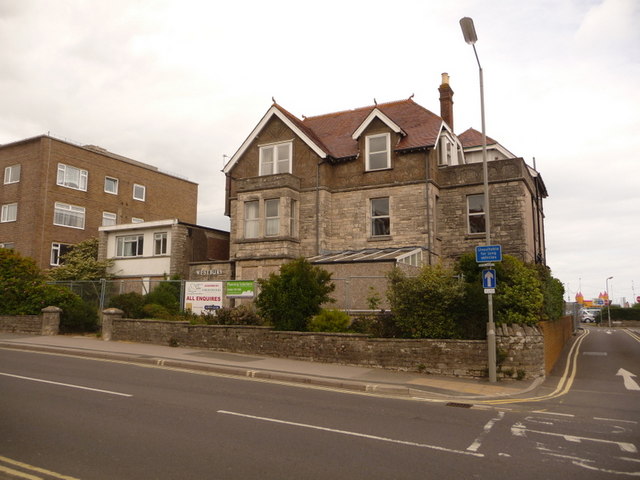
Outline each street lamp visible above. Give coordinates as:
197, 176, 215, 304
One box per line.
606, 276, 613, 328
460, 16, 497, 383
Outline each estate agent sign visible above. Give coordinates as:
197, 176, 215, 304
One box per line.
184, 281, 223, 314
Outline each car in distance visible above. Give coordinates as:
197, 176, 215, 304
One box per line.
580, 308, 601, 323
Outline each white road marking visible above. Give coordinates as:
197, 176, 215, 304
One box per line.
218, 410, 484, 457
467, 411, 505, 452
617, 368, 640, 391
0, 372, 132, 397
511, 423, 637, 453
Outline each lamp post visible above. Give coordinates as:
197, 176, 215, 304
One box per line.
606, 276, 613, 328
460, 16, 497, 383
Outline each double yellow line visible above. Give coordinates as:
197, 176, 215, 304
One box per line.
0, 456, 79, 480
623, 328, 640, 343
481, 328, 590, 405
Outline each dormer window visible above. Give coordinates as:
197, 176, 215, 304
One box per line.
365, 133, 390, 171
260, 142, 292, 176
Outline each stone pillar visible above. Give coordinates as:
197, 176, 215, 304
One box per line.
41, 306, 62, 335
101, 308, 123, 342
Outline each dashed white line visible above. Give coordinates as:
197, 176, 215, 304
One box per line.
218, 410, 484, 457
0, 372, 132, 397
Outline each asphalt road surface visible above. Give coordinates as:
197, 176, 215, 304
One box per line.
1, 325, 638, 479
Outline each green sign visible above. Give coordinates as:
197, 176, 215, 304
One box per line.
226, 281, 255, 298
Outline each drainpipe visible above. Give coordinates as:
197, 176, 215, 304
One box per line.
315, 159, 322, 255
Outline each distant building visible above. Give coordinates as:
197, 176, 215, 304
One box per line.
220, 74, 547, 309
0, 135, 198, 270
98, 219, 230, 292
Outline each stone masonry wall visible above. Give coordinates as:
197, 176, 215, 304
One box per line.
104, 314, 547, 379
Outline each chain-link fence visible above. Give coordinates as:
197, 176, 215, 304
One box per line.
49, 276, 392, 315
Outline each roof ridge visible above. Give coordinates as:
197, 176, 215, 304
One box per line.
302, 98, 417, 122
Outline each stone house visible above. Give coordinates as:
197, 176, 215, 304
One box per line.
0, 135, 199, 270
220, 75, 547, 309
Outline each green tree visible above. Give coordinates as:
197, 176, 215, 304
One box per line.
48, 238, 112, 281
386, 264, 465, 338
0, 248, 47, 314
0, 248, 97, 331
255, 258, 335, 331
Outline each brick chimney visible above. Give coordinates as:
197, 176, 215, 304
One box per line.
438, 72, 454, 131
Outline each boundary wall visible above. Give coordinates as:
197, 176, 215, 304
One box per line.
0, 307, 61, 335
102, 309, 549, 380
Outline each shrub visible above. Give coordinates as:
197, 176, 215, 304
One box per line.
308, 309, 351, 333
387, 264, 465, 338
108, 292, 146, 318
142, 303, 172, 320
349, 311, 400, 337
40, 283, 98, 332
145, 281, 181, 314
256, 258, 335, 331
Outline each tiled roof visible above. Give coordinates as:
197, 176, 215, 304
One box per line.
296, 99, 444, 160
458, 128, 498, 148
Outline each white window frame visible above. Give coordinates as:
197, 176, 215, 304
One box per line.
131, 217, 144, 224
50, 242, 72, 266
467, 194, 486, 234
104, 176, 119, 194
244, 201, 259, 239
57, 163, 88, 191
133, 183, 146, 201
102, 212, 117, 226
4, 164, 21, 184
265, 198, 280, 237
370, 197, 390, 237
0, 242, 15, 250
154, 232, 168, 255
365, 133, 391, 171
259, 142, 292, 176
53, 202, 85, 229
116, 235, 145, 257
1, 203, 17, 223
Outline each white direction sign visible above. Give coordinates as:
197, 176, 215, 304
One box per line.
616, 368, 640, 391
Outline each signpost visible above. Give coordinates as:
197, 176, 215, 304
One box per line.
475, 245, 502, 383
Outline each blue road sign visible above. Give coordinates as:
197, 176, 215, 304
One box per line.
483, 269, 497, 289
475, 245, 502, 263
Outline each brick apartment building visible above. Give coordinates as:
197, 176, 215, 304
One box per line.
0, 135, 199, 270
217, 74, 547, 309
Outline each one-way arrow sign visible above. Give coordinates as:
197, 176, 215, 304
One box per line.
617, 368, 640, 391
483, 269, 496, 289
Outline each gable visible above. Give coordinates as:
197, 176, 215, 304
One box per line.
223, 105, 328, 174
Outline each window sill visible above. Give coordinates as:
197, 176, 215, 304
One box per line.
368, 235, 392, 242
236, 236, 300, 244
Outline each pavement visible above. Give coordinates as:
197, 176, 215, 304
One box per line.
0, 333, 544, 403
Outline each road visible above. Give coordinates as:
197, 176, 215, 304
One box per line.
0, 325, 638, 479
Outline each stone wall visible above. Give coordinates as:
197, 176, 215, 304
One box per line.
102, 310, 547, 379
0, 307, 61, 335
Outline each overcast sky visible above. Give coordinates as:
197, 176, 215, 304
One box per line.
1, 0, 638, 305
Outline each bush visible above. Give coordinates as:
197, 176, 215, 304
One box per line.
145, 281, 181, 315
255, 258, 335, 331
308, 309, 351, 332
0, 249, 46, 314
211, 305, 264, 325
387, 264, 465, 339
108, 292, 146, 318
142, 303, 172, 320
349, 311, 400, 337
40, 283, 98, 332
